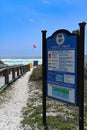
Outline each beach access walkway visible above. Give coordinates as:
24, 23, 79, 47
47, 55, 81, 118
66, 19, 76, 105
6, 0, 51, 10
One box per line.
0, 69, 33, 130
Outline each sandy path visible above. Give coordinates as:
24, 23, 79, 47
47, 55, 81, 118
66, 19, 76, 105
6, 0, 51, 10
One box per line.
0, 69, 32, 130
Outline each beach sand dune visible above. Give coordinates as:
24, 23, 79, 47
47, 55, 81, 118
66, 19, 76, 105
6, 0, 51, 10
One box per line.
0, 69, 33, 130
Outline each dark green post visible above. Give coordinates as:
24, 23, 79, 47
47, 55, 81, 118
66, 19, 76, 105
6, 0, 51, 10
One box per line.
42, 30, 47, 128
78, 22, 86, 130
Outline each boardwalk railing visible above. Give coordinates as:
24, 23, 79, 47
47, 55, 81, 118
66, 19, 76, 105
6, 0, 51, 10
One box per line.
0, 64, 30, 91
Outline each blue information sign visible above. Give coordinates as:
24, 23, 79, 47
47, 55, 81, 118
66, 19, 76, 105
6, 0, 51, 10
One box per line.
46, 30, 78, 105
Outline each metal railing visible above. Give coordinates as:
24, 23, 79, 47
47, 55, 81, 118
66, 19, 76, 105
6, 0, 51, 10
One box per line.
0, 64, 30, 91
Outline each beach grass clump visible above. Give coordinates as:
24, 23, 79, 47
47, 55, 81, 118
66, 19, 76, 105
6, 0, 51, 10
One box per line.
21, 65, 87, 129
0, 84, 12, 105
29, 65, 42, 81
21, 71, 79, 129
0, 60, 4, 65
21, 88, 78, 129
84, 67, 87, 79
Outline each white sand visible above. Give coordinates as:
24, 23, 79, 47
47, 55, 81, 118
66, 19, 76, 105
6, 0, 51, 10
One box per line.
0, 69, 33, 130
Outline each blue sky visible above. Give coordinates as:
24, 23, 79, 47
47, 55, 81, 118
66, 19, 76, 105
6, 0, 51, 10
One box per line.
0, 0, 87, 57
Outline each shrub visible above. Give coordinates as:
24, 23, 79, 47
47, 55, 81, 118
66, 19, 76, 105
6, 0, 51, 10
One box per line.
29, 65, 42, 81
84, 67, 87, 79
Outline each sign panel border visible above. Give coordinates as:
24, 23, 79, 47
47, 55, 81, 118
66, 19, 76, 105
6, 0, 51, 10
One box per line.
46, 29, 79, 105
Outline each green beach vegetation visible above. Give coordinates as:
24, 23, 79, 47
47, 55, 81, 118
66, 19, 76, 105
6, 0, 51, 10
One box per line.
0, 60, 4, 65
85, 67, 87, 79
21, 65, 87, 130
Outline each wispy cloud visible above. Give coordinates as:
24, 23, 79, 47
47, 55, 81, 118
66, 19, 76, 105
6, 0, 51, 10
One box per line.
41, 0, 87, 6
63, 0, 86, 5
42, 0, 50, 4
28, 18, 34, 23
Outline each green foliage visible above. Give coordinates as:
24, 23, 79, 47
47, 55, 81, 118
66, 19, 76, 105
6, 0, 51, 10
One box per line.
84, 67, 87, 79
21, 103, 75, 130
21, 65, 87, 129
0, 84, 12, 105
72, 30, 80, 35
47, 116, 74, 130
29, 65, 42, 81
0, 60, 4, 64
21, 81, 79, 130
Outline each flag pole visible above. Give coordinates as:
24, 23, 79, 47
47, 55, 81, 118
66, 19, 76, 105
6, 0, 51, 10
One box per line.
32, 45, 34, 66
32, 45, 36, 66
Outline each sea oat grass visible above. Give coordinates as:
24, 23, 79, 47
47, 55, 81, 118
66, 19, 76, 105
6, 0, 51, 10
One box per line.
21, 65, 87, 129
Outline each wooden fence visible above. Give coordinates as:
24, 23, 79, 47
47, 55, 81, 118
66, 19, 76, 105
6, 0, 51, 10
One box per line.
0, 64, 30, 91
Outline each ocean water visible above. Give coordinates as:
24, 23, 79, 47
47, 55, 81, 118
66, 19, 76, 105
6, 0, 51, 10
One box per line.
0, 57, 42, 66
